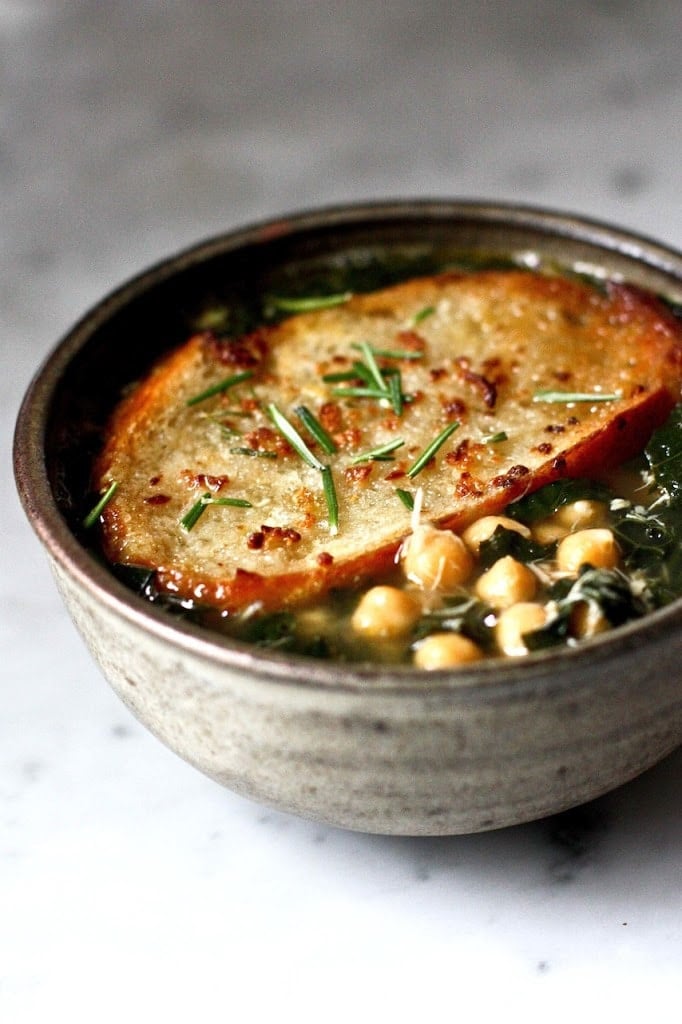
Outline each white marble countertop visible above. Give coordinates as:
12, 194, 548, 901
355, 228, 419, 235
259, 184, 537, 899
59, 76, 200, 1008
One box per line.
3, 3, 681, 1020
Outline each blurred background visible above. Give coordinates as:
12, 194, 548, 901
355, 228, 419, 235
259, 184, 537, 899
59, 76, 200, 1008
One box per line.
4, 0, 681, 356
3, 2, 681, 1021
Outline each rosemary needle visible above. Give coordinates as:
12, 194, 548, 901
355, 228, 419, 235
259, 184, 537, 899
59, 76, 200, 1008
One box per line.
267, 403, 324, 471
180, 493, 253, 532
406, 421, 460, 479
83, 481, 118, 528
395, 488, 415, 511
350, 438, 405, 464
267, 404, 340, 534
270, 292, 352, 313
532, 390, 621, 404
186, 370, 254, 407
294, 405, 337, 455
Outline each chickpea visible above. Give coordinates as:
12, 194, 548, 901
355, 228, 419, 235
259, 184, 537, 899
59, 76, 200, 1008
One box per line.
474, 555, 537, 609
555, 499, 607, 531
413, 632, 483, 669
496, 602, 548, 657
401, 524, 474, 591
569, 600, 610, 639
351, 585, 422, 639
461, 515, 531, 555
556, 528, 620, 575
532, 500, 608, 545
531, 517, 569, 545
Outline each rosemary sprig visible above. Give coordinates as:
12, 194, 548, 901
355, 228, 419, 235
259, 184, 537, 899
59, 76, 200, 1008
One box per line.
180, 492, 253, 532
406, 420, 460, 478
350, 438, 405, 464
322, 369, 359, 384
357, 341, 386, 392
294, 405, 337, 455
358, 341, 406, 415
414, 305, 436, 324
267, 404, 339, 534
229, 447, 278, 459
395, 488, 415, 511
205, 415, 242, 439
323, 364, 374, 386
208, 497, 253, 508
180, 495, 210, 532
186, 370, 254, 407
388, 372, 404, 416
321, 467, 339, 535
269, 292, 352, 313
331, 385, 394, 401
532, 390, 621, 404
83, 481, 118, 528
267, 403, 325, 471
351, 342, 424, 360
332, 343, 407, 416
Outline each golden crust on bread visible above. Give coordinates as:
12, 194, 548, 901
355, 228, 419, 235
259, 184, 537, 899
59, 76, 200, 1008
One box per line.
95, 270, 682, 611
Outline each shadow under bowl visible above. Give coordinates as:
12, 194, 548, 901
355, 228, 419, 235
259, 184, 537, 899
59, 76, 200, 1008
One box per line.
13, 199, 682, 835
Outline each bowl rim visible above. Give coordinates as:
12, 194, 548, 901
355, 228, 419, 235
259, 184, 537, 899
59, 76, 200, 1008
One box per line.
13, 197, 682, 698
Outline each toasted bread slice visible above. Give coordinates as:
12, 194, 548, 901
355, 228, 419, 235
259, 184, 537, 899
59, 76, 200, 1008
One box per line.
95, 270, 682, 612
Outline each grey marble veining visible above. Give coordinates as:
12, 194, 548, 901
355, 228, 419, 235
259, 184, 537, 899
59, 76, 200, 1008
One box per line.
3, 3, 681, 1020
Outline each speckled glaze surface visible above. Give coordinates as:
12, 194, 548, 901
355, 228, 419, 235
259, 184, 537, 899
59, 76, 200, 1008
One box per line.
14, 201, 682, 835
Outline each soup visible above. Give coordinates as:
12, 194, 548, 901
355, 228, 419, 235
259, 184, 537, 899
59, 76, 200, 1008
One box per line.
84, 251, 682, 667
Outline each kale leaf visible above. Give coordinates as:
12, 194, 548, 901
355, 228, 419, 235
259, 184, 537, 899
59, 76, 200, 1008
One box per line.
523, 567, 648, 652
478, 525, 554, 569
643, 401, 682, 500
612, 403, 682, 604
505, 478, 612, 524
413, 596, 496, 651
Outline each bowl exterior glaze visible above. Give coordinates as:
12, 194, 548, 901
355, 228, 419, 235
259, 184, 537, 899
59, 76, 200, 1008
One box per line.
51, 557, 682, 835
15, 200, 682, 834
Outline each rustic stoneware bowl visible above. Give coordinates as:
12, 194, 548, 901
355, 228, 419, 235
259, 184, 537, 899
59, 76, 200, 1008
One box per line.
14, 200, 682, 835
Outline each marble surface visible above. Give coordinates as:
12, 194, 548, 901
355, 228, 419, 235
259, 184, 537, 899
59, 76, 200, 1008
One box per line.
3, 2, 681, 1019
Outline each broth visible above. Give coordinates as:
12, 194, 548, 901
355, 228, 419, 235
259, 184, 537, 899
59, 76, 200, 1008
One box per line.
194, 448, 681, 664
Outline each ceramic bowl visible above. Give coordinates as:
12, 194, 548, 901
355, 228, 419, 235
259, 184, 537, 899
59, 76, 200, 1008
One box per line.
14, 200, 682, 835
